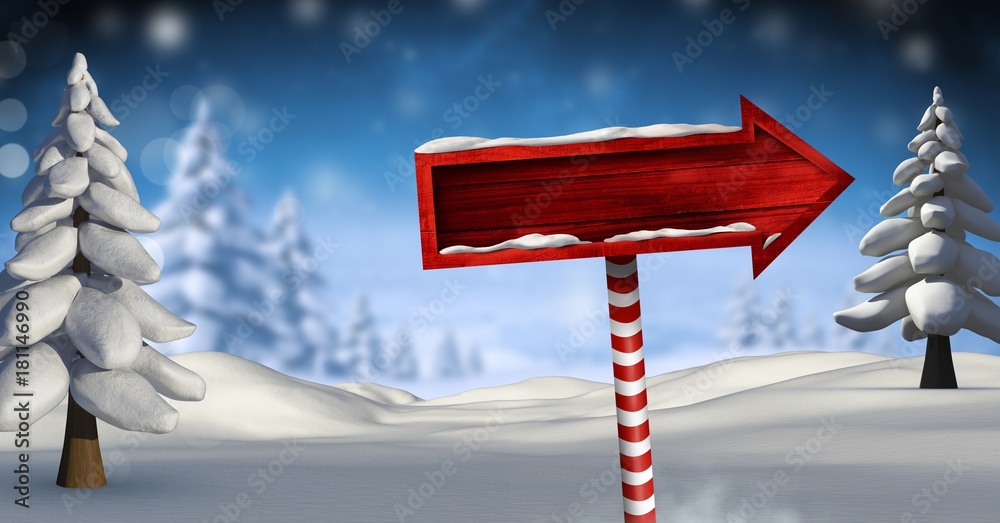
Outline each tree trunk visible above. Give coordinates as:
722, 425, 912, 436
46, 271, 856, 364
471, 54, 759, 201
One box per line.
919, 334, 958, 389
57, 207, 107, 488
56, 392, 107, 488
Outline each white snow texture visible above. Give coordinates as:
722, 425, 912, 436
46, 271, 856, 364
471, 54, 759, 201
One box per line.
440, 223, 756, 254
416, 123, 740, 153
836, 87, 1000, 343
0, 53, 203, 435
5, 350, 1000, 521
440, 233, 588, 254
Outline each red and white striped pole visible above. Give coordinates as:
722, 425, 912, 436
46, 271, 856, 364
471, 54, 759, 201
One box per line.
605, 255, 656, 522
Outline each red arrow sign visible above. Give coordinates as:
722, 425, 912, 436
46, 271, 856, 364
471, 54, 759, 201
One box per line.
415, 96, 853, 277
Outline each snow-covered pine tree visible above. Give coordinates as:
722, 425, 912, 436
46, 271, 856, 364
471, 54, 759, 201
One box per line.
802, 312, 826, 349
266, 190, 337, 373
720, 278, 761, 350
148, 98, 281, 361
833, 292, 868, 351
835, 87, 1000, 388
0, 53, 205, 488
334, 295, 380, 378
467, 344, 484, 375
389, 326, 419, 380
769, 287, 797, 349
436, 330, 464, 378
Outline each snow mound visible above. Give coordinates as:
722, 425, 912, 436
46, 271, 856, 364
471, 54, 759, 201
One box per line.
421, 376, 608, 406
164, 351, 895, 442
19, 350, 1000, 461
332, 381, 422, 405
164, 352, 398, 441
644, 350, 889, 408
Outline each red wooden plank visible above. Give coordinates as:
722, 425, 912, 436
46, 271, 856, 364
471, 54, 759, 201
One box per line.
415, 96, 853, 277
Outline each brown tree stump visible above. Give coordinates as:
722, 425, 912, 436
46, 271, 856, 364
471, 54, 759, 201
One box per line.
56, 392, 107, 488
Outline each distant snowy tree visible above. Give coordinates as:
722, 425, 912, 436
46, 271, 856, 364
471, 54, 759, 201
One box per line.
0, 54, 205, 488
769, 287, 797, 349
389, 327, 419, 380
467, 344, 484, 375
436, 330, 464, 378
335, 295, 380, 378
802, 312, 826, 349
266, 190, 337, 373
721, 278, 761, 350
835, 87, 1000, 388
148, 98, 281, 361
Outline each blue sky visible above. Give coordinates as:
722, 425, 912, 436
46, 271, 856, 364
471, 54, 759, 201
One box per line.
1, 0, 999, 389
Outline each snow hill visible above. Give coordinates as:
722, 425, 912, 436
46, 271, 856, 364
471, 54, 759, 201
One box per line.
7, 350, 1000, 522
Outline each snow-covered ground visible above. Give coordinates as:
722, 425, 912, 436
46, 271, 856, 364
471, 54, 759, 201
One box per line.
3, 350, 999, 522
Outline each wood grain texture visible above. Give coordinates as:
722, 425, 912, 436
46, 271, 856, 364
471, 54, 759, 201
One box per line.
56, 392, 107, 488
416, 96, 854, 277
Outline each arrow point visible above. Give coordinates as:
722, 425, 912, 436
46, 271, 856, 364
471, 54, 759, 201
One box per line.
751, 239, 778, 279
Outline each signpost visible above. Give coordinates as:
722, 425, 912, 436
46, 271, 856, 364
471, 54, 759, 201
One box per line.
415, 96, 853, 522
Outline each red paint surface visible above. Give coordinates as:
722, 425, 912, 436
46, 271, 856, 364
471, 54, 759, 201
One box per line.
416, 96, 852, 277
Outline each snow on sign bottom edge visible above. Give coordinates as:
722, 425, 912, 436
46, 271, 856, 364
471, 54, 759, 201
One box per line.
439, 223, 757, 255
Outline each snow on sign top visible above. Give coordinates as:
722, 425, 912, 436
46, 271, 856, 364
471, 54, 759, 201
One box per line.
415, 123, 742, 154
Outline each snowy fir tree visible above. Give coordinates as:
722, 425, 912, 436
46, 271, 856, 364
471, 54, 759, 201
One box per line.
720, 278, 761, 350
0, 54, 205, 488
436, 330, 464, 378
769, 287, 797, 349
467, 344, 484, 375
833, 291, 868, 351
148, 98, 282, 361
835, 87, 1000, 388
266, 190, 338, 372
388, 327, 419, 380
802, 312, 826, 349
332, 295, 381, 378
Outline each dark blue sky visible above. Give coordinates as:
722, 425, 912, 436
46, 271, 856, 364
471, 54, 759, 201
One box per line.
2, 0, 999, 384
